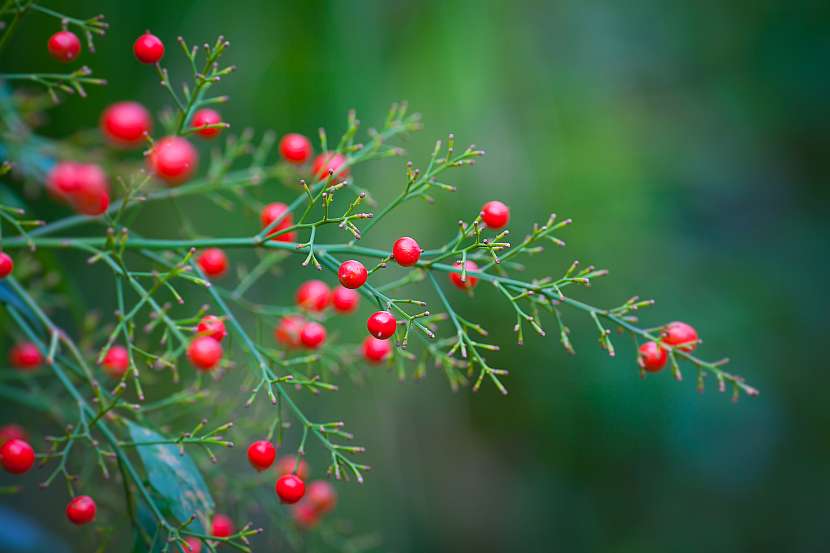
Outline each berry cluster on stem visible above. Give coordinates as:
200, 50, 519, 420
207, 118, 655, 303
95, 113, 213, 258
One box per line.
0, 7, 758, 553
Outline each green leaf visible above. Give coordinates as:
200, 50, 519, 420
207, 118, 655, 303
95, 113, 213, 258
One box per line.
125, 420, 214, 533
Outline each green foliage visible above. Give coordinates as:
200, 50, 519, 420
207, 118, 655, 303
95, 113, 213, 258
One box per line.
125, 421, 214, 532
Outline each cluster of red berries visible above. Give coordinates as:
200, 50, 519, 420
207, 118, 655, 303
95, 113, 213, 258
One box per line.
0, 422, 96, 525
243, 441, 336, 529
638, 321, 700, 372
197, 449, 334, 546
264, 214, 511, 363
276, 130, 350, 182
47, 161, 111, 216
187, 315, 227, 372
273, 280, 358, 352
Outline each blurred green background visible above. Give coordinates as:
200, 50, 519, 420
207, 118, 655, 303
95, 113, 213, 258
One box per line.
2, 0, 829, 552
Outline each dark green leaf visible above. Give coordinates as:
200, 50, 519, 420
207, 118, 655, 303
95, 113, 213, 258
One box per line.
125, 421, 214, 534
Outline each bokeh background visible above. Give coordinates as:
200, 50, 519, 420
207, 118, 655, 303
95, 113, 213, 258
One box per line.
2, 1, 829, 552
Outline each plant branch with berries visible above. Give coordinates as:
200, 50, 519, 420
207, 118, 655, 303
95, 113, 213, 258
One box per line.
0, 5, 756, 553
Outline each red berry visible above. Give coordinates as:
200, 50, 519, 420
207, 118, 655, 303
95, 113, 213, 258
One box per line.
639, 341, 667, 373
291, 503, 320, 529
9, 342, 43, 370
337, 260, 367, 289
367, 311, 396, 340
187, 336, 223, 372
47, 31, 81, 63
311, 152, 349, 181
210, 514, 234, 538
276, 455, 310, 479
275, 315, 305, 348
197, 249, 228, 278
149, 136, 198, 185
279, 133, 312, 164
481, 200, 510, 229
66, 495, 96, 525
197, 315, 227, 342
295, 280, 330, 312
362, 336, 392, 363
247, 440, 276, 471
0, 438, 35, 474
300, 322, 326, 349
101, 345, 129, 378
392, 237, 422, 267
331, 286, 359, 313
276, 474, 306, 504
306, 480, 337, 514
101, 101, 152, 147
71, 164, 110, 216
184, 537, 202, 553
663, 321, 699, 352
47, 161, 81, 196
449, 260, 479, 289
260, 202, 296, 242
0, 252, 13, 279
191, 108, 223, 139
133, 32, 164, 64
0, 425, 27, 447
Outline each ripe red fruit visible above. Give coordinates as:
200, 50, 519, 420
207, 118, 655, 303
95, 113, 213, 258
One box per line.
71, 164, 110, 216
0, 252, 13, 279
449, 260, 479, 289
367, 311, 396, 340
291, 503, 320, 530
101, 101, 152, 147
295, 280, 330, 312
211, 514, 234, 537
260, 202, 296, 242
337, 260, 368, 289
362, 336, 392, 363
311, 152, 349, 181
331, 286, 359, 313
184, 537, 202, 553
0, 438, 35, 474
663, 321, 699, 352
276, 455, 310, 479
300, 322, 326, 349
66, 495, 96, 525
47, 31, 81, 63
639, 341, 667, 372
197, 248, 229, 278
197, 315, 227, 342
149, 136, 198, 185
191, 108, 223, 139
187, 336, 223, 372
276, 473, 306, 504
481, 200, 510, 229
279, 133, 312, 164
247, 440, 276, 471
392, 237, 422, 267
0, 425, 27, 447
48, 161, 81, 196
275, 315, 305, 348
133, 32, 164, 64
9, 342, 43, 371
306, 480, 337, 514
101, 345, 130, 378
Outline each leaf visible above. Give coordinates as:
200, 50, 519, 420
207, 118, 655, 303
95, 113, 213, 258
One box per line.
125, 420, 214, 533
131, 501, 165, 553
